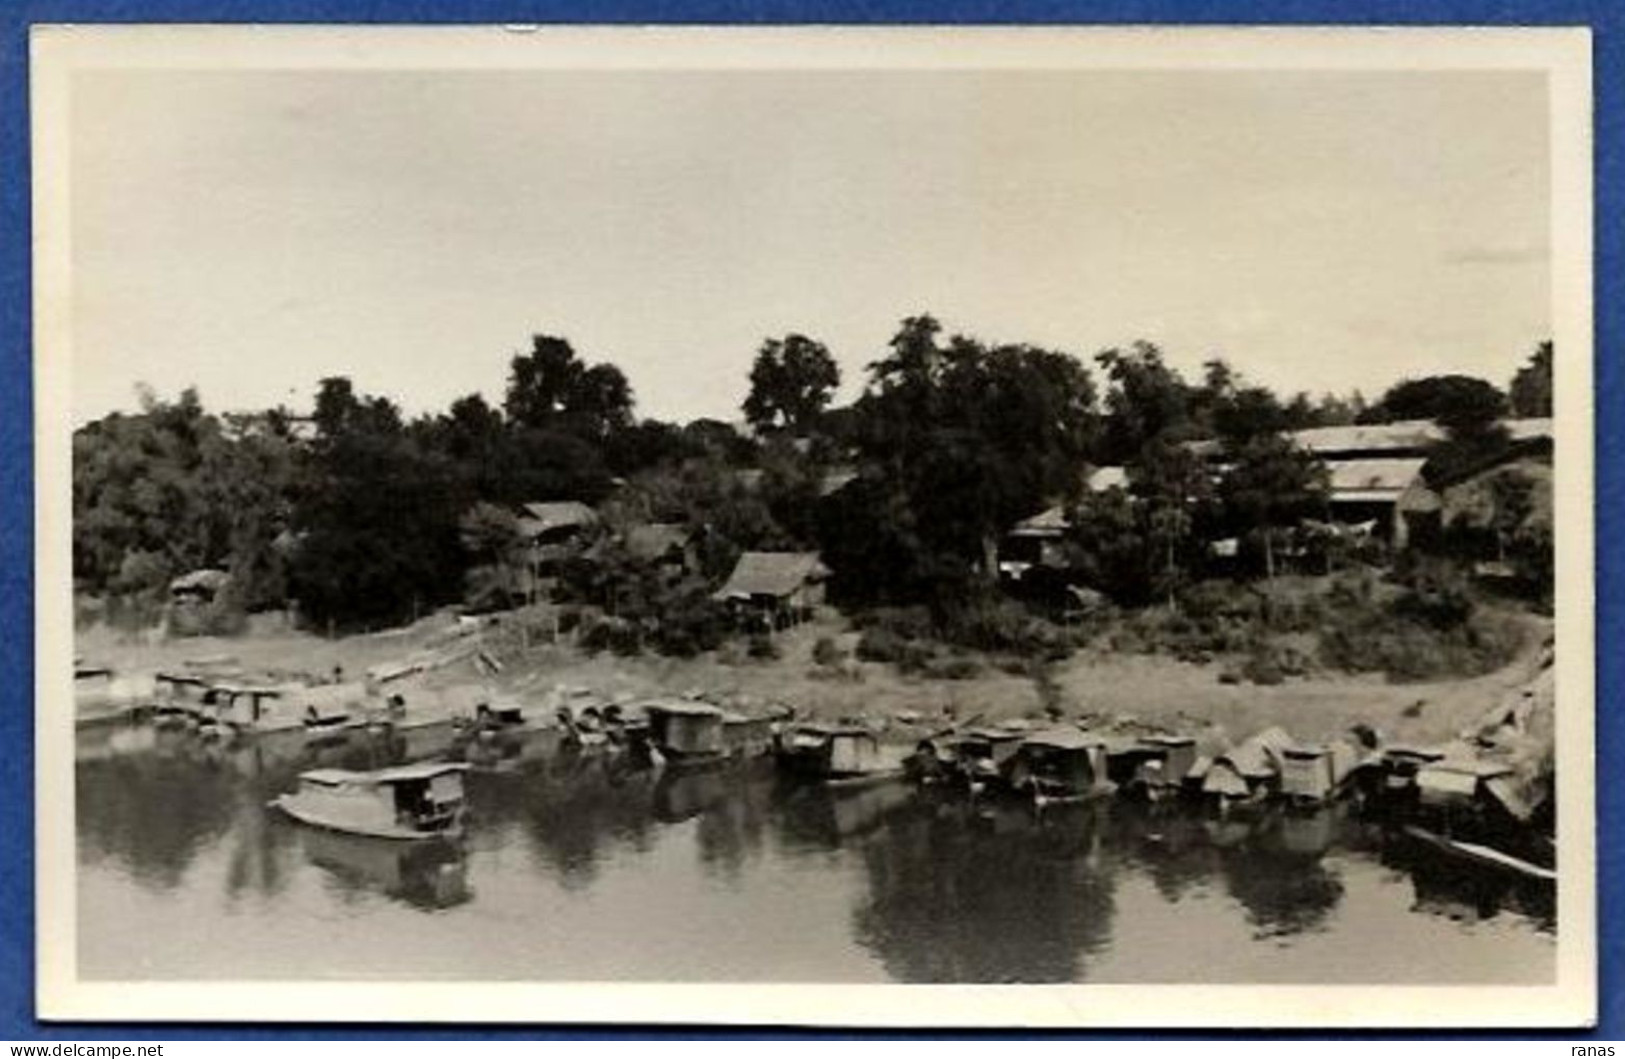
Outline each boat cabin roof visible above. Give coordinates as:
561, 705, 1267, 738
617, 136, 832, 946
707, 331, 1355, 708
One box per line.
795, 722, 874, 737
1383, 744, 1448, 761
957, 726, 1025, 743
216, 684, 286, 698
155, 672, 208, 687
643, 699, 724, 718
1022, 726, 1103, 751
1423, 758, 1516, 779
301, 762, 469, 787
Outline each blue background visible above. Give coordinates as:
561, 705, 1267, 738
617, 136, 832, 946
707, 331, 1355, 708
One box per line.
0, 0, 1617, 1040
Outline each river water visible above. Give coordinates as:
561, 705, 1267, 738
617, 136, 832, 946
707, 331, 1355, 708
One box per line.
75, 721, 1555, 984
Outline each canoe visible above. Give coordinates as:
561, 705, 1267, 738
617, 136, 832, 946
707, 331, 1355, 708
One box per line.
1401, 824, 1555, 883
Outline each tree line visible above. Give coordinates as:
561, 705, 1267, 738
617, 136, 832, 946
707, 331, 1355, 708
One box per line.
72, 320, 1553, 632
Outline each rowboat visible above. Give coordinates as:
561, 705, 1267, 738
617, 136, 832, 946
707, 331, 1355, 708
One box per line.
271, 762, 470, 840
1401, 824, 1556, 883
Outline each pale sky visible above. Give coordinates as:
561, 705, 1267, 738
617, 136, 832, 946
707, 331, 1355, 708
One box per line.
69, 66, 1551, 425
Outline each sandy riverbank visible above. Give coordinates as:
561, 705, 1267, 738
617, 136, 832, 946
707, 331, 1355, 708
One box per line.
74, 604, 1551, 749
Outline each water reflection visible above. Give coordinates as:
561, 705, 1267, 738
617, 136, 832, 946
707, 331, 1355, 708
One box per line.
851, 796, 1116, 982
1217, 810, 1347, 940
76, 726, 1556, 983
301, 830, 471, 910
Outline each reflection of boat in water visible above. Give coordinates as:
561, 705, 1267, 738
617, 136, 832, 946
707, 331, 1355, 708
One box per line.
272, 762, 469, 839
652, 767, 731, 822
776, 723, 910, 787
301, 828, 470, 910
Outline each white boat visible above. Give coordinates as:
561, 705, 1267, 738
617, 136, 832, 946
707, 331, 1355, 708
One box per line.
271, 762, 470, 840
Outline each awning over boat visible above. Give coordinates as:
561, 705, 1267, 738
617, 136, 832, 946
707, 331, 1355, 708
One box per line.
1022, 726, 1101, 751
301, 762, 470, 786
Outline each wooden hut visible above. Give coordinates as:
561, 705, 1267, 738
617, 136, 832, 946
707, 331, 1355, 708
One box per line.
712, 551, 830, 630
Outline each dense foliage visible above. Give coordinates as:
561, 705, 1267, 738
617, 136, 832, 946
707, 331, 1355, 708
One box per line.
72, 320, 1552, 642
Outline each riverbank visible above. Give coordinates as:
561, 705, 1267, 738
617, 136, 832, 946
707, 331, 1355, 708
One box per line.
75, 602, 1552, 750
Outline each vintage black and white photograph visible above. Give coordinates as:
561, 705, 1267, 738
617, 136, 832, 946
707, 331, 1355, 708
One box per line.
33, 26, 1594, 1026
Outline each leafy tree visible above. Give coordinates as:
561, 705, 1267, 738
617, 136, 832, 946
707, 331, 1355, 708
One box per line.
1510, 341, 1554, 418
1375, 374, 1508, 432
683, 418, 758, 466
742, 333, 841, 435
1095, 342, 1193, 463
504, 334, 634, 440
72, 388, 298, 612
832, 318, 1099, 608
291, 378, 469, 631
1216, 433, 1328, 581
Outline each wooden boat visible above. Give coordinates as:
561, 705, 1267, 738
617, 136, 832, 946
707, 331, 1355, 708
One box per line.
271, 762, 470, 840
776, 723, 910, 786
1401, 824, 1555, 883
1008, 727, 1112, 806
152, 672, 211, 727
1127, 734, 1198, 798
1201, 726, 1293, 807
1278, 741, 1369, 807
944, 726, 1027, 794
1377, 744, 1448, 799
643, 699, 734, 767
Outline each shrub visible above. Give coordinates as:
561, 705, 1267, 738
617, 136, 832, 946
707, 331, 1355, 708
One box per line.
747, 633, 780, 660
1241, 651, 1285, 686
812, 636, 845, 667
933, 657, 985, 681
580, 616, 642, 656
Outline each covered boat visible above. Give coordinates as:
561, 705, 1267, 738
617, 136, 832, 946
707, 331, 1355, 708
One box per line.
152, 672, 211, 726
271, 762, 470, 840
1278, 740, 1368, 806
945, 726, 1026, 793
1201, 726, 1294, 804
776, 723, 910, 786
1008, 727, 1111, 805
1129, 733, 1199, 797
644, 699, 731, 765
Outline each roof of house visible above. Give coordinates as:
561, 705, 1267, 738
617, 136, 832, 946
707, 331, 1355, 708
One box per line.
624, 522, 690, 560
1289, 420, 1444, 455
1325, 457, 1429, 502
1011, 505, 1069, 536
170, 568, 231, 593
713, 551, 830, 601
518, 501, 598, 535
1088, 465, 1129, 492
819, 470, 859, 497
1008, 466, 1128, 538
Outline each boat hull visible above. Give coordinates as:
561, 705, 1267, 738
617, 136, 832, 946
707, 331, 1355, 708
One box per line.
271, 795, 463, 842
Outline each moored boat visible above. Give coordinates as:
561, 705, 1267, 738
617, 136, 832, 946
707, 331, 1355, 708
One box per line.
271, 762, 470, 840
1400, 823, 1555, 883
943, 726, 1027, 795
1007, 727, 1112, 807
776, 722, 910, 786
643, 699, 735, 767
